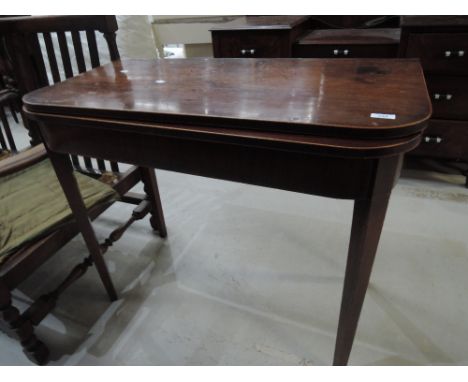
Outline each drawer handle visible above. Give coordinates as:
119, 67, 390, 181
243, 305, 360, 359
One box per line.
444, 50, 465, 58
433, 93, 453, 101
333, 49, 349, 56
240, 49, 255, 56
423, 135, 443, 144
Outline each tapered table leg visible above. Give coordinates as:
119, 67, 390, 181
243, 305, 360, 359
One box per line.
139, 167, 167, 238
333, 155, 403, 366
47, 150, 118, 301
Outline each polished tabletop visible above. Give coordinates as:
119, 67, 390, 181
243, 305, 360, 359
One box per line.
23, 58, 431, 139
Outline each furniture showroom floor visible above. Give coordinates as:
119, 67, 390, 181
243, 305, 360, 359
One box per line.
1, 120, 468, 366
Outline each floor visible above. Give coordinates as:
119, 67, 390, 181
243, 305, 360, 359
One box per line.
1, 116, 468, 365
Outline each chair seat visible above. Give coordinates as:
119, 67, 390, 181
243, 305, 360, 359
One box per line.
0, 158, 118, 263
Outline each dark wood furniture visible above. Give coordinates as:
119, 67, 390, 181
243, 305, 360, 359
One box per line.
293, 28, 401, 58
212, 15, 468, 186
211, 16, 310, 58
23, 58, 431, 365
400, 16, 468, 186
211, 16, 400, 59
0, 16, 166, 365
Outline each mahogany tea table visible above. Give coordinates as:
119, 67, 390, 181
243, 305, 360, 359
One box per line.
23, 58, 431, 365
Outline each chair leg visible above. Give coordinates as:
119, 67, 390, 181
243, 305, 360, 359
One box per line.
47, 150, 117, 301
0, 280, 49, 365
139, 167, 167, 238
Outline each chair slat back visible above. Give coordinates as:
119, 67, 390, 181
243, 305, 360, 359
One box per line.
71, 30, 87, 74
57, 31, 74, 79
0, 16, 121, 173
0, 91, 19, 153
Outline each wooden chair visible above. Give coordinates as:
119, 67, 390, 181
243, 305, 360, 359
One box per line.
0, 16, 167, 364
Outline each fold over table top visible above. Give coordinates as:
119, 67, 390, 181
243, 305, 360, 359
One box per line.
23, 58, 431, 140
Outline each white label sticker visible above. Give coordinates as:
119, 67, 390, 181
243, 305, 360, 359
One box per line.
370, 113, 396, 120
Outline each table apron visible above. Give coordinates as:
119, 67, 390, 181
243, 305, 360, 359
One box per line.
37, 120, 404, 200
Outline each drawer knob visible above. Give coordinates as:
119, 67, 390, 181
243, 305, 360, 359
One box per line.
333, 49, 350, 56
240, 49, 255, 56
444, 50, 465, 58
423, 136, 443, 144
433, 93, 453, 101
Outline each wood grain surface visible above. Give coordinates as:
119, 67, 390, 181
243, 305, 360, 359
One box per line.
23, 58, 431, 139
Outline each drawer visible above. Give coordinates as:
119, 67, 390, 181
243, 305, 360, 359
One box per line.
426, 76, 468, 120
410, 119, 468, 160
293, 43, 398, 58
293, 28, 400, 58
212, 30, 289, 58
405, 33, 468, 75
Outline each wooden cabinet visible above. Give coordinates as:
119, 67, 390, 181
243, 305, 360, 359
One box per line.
293, 28, 400, 58
211, 16, 468, 185
426, 76, 468, 120
212, 30, 290, 58
413, 120, 468, 160
400, 16, 468, 182
405, 33, 468, 75
211, 16, 310, 58
211, 17, 401, 59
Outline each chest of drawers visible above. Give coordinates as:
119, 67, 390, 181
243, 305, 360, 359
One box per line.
292, 28, 401, 58
210, 16, 468, 186
211, 16, 310, 58
400, 16, 468, 185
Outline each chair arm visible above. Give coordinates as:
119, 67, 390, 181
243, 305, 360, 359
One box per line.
0, 144, 48, 177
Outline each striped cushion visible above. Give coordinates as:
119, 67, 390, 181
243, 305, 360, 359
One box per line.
0, 158, 118, 264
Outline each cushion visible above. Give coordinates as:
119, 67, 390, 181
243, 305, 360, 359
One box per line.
0, 158, 119, 264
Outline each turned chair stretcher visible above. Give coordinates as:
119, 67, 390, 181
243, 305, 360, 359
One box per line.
0, 143, 164, 364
